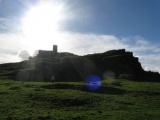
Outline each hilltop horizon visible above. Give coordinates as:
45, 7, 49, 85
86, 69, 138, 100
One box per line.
1, 46, 160, 74
1, 48, 160, 82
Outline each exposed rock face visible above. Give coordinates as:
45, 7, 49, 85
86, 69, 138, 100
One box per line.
0, 49, 160, 82
84, 49, 144, 80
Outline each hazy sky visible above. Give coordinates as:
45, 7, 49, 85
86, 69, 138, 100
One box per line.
0, 0, 160, 72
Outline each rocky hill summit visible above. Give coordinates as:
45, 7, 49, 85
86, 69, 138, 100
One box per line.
0, 49, 160, 82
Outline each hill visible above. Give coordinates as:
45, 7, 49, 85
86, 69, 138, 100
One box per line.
0, 49, 160, 119
0, 49, 160, 82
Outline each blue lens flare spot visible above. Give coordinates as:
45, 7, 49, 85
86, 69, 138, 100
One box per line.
86, 75, 101, 91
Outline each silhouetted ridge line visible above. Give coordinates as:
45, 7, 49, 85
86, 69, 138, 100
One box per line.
0, 46, 160, 82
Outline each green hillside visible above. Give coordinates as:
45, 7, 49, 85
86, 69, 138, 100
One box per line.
0, 79, 160, 120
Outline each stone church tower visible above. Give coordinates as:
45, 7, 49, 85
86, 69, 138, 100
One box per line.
53, 45, 57, 54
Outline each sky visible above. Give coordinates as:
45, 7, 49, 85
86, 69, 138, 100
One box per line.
0, 0, 160, 72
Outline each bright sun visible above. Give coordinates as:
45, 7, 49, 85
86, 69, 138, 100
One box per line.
22, 2, 64, 35
21, 1, 65, 54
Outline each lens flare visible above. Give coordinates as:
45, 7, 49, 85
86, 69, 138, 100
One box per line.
86, 75, 101, 91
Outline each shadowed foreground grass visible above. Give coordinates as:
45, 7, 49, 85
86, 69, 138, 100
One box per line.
0, 79, 160, 120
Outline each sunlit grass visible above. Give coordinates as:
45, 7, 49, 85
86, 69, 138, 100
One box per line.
0, 79, 160, 120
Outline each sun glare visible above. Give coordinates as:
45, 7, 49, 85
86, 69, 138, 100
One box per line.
21, 1, 65, 55
22, 2, 63, 35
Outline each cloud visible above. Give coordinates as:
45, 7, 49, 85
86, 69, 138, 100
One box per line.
18, 50, 30, 60
0, 17, 20, 32
57, 32, 128, 54
0, 53, 20, 63
0, 18, 9, 31
0, 33, 24, 53
0, 31, 160, 73
138, 54, 160, 72
0, 32, 25, 64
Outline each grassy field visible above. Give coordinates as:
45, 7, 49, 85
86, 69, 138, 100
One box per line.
0, 79, 160, 120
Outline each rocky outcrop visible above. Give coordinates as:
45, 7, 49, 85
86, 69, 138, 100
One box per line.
84, 49, 144, 79
0, 49, 160, 82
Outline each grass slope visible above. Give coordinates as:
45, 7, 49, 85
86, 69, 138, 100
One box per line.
0, 79, 160, 120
